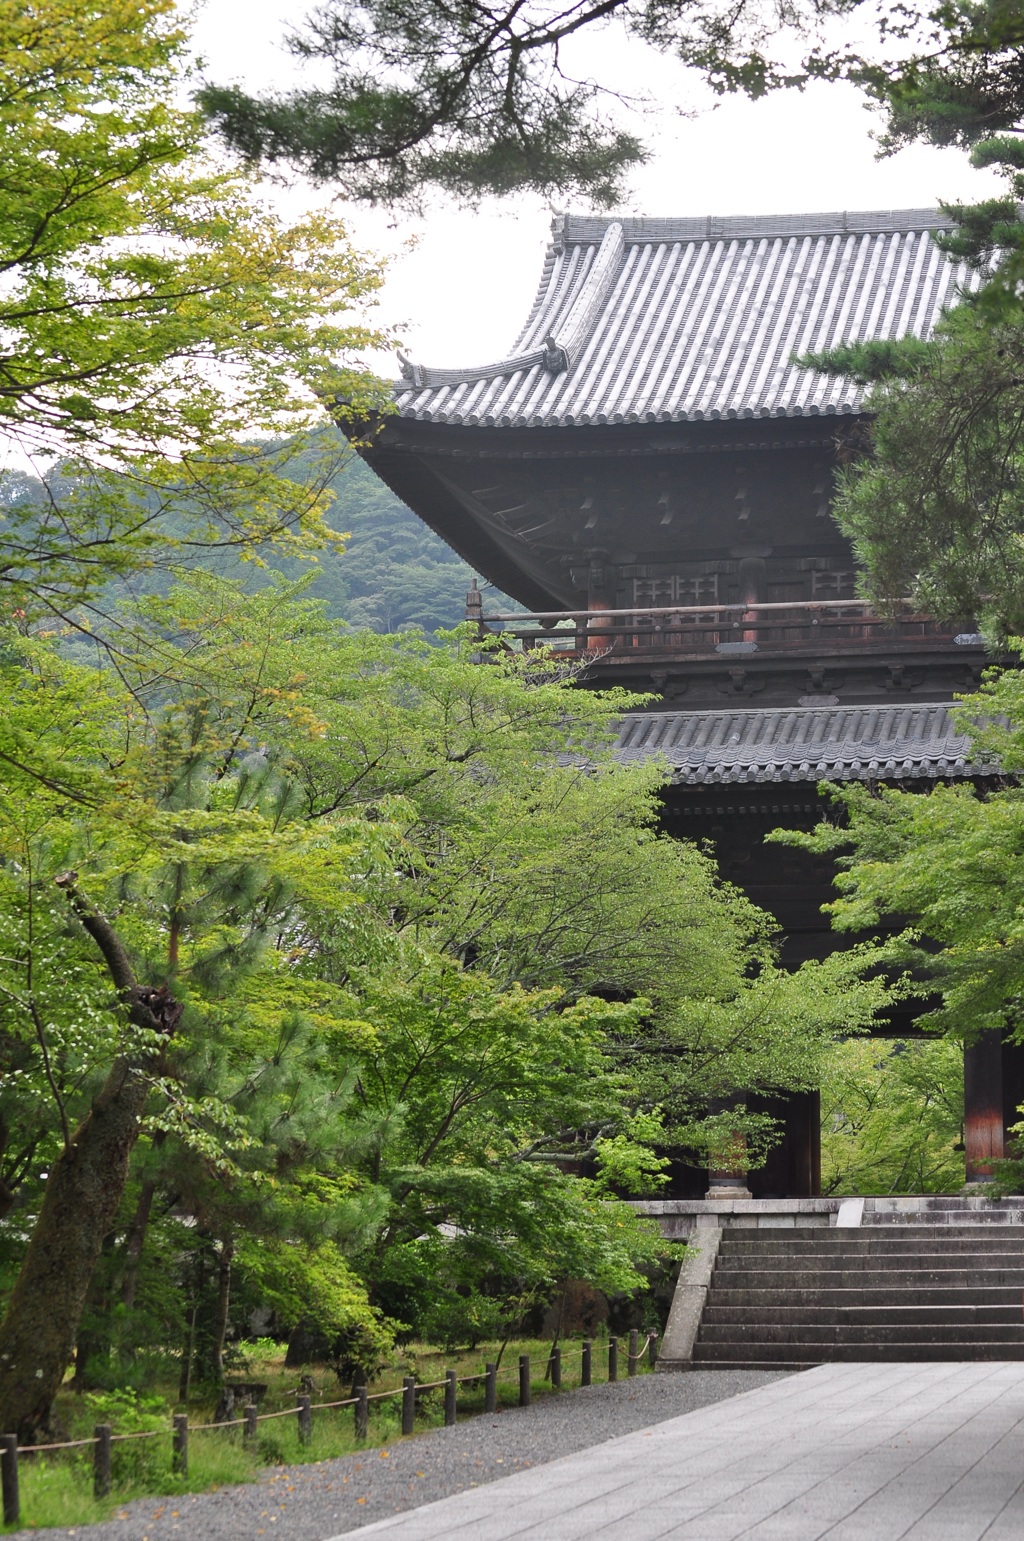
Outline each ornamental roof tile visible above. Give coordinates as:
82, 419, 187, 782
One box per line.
614, 703, 987, 785
396, 209, 973, 428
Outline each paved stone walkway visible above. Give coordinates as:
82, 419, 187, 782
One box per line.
339, 1361, 1024, 1540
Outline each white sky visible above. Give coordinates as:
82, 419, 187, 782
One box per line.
187, 0, 1005, 375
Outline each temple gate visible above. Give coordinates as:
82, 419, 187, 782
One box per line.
349, 207, 1021, 1198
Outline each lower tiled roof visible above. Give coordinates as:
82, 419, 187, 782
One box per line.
615, 703, 987, 784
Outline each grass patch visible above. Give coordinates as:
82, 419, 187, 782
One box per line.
5, 1460, 112, 1532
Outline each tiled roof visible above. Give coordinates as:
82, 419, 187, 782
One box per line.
614, 703, 986, 785
396, 209, 972, 427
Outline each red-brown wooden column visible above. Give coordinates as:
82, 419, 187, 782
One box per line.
707, 1099, 752, 1198
585, 556, 612, 652
964, 1029, 1005, 1183
737, 551, 766, 645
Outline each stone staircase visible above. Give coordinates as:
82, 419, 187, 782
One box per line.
692, 1222, 1024, 1370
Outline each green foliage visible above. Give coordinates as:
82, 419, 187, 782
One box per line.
196, 0, 871, 206
794, 5, 1024, 631
311, 457, 473, 630
625, 941, 905, 1166
0, 0, 391, 624
0, 1332, 641, 1531
820, 1039, 965, 1195
199, 71, 644, 209
1, 1459, 114, 1532
372, 1168, 668, 1347
10, 435, 513, 638
0, 566, 896, 1398
860, 1, 1024, 159
234, 1237, 395, 1375
800, 338, 937, 385
81, 1388, 168, 1488
193, 0, 1024, 210
806, 307, 1024, 632
0, 578, 639, 1396
0, 593, 396, 1412
593, 1112, 672, 1195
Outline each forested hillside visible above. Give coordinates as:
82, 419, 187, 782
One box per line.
1, 432, 509, 635
295, 443, 486, 632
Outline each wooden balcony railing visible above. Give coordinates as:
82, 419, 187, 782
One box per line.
470, 598, 983, 660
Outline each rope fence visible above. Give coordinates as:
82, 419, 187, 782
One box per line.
0, 1332, 658, 1525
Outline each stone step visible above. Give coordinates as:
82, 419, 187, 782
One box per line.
678, 1213, 1024, 1370
674, 1362, 819, 1374
692, 1341, 1024, 1363
712, 1286, 1024, 1307
697, 1322, 1024, 1344
719, 1236, 1024, 1255
712, 1268, 1024, 1289
716, 1252, 1024, 1272
704, 1304, 1024, 1327
866, 1197, 1023, 1207
720, 1225, 1024, 1242
676, 1359, 818, 1372
864, 1212, 1024, 1225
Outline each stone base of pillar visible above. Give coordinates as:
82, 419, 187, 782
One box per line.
707, 1177, 752, 1199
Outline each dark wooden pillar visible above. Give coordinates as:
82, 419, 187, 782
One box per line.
964, 1029, 1005, 1183
747, 1090, 821, 1198
1002, 1039, 1024, 1160
789, 1089, 821, 1198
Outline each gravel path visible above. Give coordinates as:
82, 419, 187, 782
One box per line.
10, 1371, 787, 1541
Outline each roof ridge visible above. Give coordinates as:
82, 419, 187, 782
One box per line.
622, 700, 959, 721
558, 209, 951, 246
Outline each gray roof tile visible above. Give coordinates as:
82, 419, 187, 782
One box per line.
615, 703, 986, 784
396, 209, 973, 427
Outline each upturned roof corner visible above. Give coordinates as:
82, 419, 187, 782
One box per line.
395, 221, 625, 392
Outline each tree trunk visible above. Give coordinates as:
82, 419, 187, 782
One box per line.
72, 1230, 117, 1389
210, 1235, 234, 1385
179, 1304, 198, 1406
119, 1172, 160, 1313
0, 1060, 151, 1435
179, 1237, 210, 1400
0, 875, 182, 1439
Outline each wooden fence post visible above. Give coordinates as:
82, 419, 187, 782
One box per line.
549, 1345, 561, 1389
608, 1337, 618, 1382
297, 1394, 312, 1446
1, 1434, 18, 1525
244, 1404, 258, 1446
93, 1423, 112, 1498
444, 1369, 457, 1426
650, 1332, 659, 1370
402, 1376, 416, 1436
518, 1354, 531, 1407
628, 1329, 639, 1377
172, 1414, 188, 1478
581, 1340, 592, 1387
485, 1363, 497, 1413
355, 1386, 369, 1443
